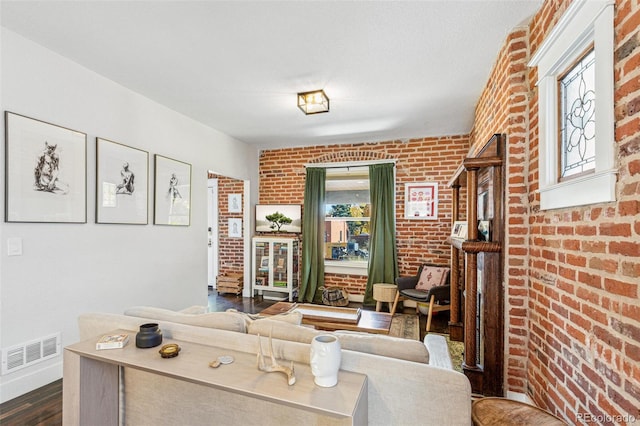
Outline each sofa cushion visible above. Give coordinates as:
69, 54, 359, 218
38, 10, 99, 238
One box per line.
124, 306, 247, 333
334, 330, 429, 364
247, 319, 429, 363
226, 308, 303, 329
248, 318, 320, 342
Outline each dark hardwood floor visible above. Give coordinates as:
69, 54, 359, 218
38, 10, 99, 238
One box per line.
0, 289, 447, 425
207, 288, 279, 313
0, 379, 62, 426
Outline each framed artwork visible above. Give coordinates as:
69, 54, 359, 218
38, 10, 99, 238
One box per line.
228, 218, 242, 238
5, 111, 87, 223
153, 154, 191, 226
451, 221, 468, 239
255, 204, 302, 233
228, 193, 241, 213
96, 138, 148, 224
405, 182, 438, 219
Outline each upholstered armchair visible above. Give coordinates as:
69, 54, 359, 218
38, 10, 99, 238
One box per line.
392, 264, 451, 333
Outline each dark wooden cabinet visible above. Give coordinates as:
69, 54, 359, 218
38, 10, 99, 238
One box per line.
448, 134, 505, 397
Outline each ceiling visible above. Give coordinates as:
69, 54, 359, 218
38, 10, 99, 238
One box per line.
1, 1, 542, 150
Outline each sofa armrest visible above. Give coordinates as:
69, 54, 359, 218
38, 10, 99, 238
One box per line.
424, 334, 453, 369
426, 284, 451, 303
178, 305, 208, 314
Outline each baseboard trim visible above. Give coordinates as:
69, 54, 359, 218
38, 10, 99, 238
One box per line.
0, 361, 62, 404
349, 293, 364, 303
507, 391, 533, 404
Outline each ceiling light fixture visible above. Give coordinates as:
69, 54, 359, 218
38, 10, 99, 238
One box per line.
297, 90, 329, 115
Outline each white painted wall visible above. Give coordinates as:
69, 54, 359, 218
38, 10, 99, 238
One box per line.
0, 28, 259, 402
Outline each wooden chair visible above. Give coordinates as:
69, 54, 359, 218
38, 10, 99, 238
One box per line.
391, 264, 451, 333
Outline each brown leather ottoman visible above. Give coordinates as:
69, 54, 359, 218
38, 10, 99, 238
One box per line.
472, 397, 567, 425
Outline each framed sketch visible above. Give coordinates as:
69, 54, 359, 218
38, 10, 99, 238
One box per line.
451, 221, 468, 239
405, 182, 438, 219
228, 193, 241, 213
96, 138, 148, 224
153, 155, 191, 226
228, 218, 242, 238
5, 111, 87, 223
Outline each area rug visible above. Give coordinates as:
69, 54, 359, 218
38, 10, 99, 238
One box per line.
442, 334, 464, 373
388, 314, 420, 340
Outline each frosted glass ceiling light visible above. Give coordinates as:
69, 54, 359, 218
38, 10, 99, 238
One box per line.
297, 90, 329, 115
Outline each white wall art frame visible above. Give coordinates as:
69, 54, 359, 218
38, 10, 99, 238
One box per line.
153, 154, 192, 226
96, 138, 148, 224
228, 218, 242, 238
451, 221, 468, 240
5, 111, 87, 223
228, 193, 241, 213
405, 182, 438, 219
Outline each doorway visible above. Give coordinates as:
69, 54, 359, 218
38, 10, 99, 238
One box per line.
207, 178, 219, 288
207, 172, 251, 297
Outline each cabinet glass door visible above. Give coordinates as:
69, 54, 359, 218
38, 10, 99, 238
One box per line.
272, 241, 288, 288
255, 240, 270, 287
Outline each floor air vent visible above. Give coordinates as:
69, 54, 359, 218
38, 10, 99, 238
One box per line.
1, 333, 61, 375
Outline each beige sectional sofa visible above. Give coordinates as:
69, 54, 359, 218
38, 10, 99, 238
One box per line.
75, 306, 472, 425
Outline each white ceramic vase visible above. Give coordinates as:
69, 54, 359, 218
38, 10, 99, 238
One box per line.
310, 334, 342, 387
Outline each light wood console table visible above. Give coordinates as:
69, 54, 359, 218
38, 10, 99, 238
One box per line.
63, 329, 368, 425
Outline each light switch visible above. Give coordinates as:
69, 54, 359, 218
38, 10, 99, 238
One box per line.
7, 237, 23, 256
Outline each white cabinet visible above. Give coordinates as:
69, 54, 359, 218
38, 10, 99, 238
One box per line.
252, 237, 299, 301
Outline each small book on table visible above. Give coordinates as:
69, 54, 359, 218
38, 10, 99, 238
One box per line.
96, 333, 130, 350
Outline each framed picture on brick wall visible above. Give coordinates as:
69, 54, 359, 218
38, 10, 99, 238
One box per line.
228, 193, 241, 213
404, 182, 438, 219
228, 218, 242, 238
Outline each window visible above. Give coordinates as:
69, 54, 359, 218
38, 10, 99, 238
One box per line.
324, 166, 370, 274
529, 0, 616, 210
559, 48, 595, 181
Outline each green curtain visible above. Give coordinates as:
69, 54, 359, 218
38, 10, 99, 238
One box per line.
300, 167, 326, 303
365, 163, 398, 305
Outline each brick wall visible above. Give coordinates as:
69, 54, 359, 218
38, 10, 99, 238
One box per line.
209, 173, 245, 276
469, 27, 532, 396
470, 0, 640, 422
259, 137, 469, 295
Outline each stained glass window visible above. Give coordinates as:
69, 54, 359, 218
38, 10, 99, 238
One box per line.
559, 48, 596, 180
